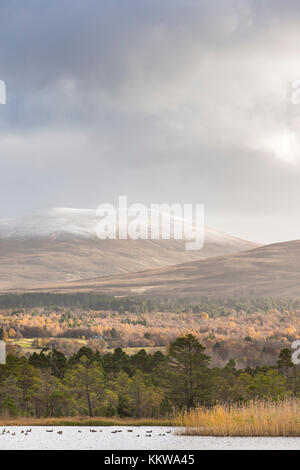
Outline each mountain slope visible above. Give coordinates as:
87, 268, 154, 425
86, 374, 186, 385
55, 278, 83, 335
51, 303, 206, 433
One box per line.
40, 239, 300, 298
0, 207, 259, 290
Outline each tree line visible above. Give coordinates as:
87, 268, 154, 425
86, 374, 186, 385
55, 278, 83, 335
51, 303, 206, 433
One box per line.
1, 292, 300, 315
0, 334, 299, 418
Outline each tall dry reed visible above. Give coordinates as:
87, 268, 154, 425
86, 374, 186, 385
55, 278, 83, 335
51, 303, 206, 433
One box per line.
180, 399, 300, 436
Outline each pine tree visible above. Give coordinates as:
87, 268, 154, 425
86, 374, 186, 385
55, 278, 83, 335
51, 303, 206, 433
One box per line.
166, 334, 211, 409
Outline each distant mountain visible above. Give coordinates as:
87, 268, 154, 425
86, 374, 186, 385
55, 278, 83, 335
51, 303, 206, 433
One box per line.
50, 239, 300, 298
0, 207, 259, 290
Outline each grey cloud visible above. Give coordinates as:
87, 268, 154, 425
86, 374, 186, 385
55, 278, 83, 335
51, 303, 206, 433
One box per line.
1, 1, 300, 243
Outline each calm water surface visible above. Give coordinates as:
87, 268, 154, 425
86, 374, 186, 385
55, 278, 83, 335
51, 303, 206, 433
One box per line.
0, 426, 299, 450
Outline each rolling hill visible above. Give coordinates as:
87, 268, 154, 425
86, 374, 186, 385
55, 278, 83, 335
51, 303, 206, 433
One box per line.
38, 239, 300, 298
0, 207, 258, 290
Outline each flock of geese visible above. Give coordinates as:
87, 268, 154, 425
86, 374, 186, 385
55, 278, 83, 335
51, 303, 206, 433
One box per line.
1, 428, 33, 437
109, 429, 172, 437
0, 428, 172, 438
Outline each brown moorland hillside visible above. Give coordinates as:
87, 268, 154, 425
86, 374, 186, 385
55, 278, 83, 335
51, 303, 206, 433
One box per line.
0, 208, 258, 290
33, 239, 300, 298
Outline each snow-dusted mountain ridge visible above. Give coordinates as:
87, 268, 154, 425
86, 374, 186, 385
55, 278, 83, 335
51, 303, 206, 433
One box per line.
0, 207, 255, 249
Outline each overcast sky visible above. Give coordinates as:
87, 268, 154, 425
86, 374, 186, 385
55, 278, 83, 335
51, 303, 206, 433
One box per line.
2, 0, 300, 244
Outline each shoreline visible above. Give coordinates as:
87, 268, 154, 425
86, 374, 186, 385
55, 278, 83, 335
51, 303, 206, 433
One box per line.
0, 417, 177, 427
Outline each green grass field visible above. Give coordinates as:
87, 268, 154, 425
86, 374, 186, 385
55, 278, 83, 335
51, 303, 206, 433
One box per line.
8, 338, 166, 357
104, 346, 166, 355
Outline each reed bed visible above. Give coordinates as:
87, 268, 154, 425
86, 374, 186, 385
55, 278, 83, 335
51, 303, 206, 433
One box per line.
180, 400, 300, 436
0, 416, 176, 427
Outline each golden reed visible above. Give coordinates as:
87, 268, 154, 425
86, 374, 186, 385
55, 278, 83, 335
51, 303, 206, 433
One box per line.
180, 399, 300, 436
